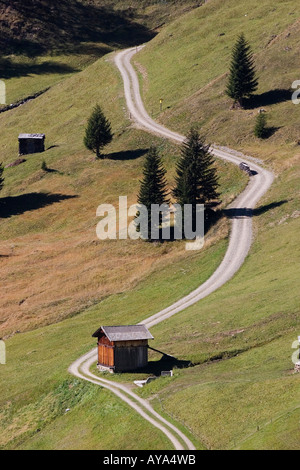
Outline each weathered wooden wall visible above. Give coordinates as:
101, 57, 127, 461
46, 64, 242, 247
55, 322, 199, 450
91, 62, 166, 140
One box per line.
97, 338, 149, 371
98, 343, 114, 368
114, 341, 148, 372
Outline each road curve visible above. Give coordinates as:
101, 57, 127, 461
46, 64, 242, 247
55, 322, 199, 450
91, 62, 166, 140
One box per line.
69, 46, 274, 450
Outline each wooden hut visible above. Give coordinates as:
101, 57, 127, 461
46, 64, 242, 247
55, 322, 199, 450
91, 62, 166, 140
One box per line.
92, 325, 154, 372
19, 133, 45, 155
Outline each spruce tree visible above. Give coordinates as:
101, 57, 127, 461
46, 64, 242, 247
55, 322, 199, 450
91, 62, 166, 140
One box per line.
136, 146, 169, 239
254, 112, 268, 138
84, 104, 113, 159
0, 162, 4, 193
226, 33, 258, 107
173, 128, 220, 231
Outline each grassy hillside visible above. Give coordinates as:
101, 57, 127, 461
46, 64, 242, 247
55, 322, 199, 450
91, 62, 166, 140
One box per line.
0, 0, 299, 451
0, 49, 244, 339
138, 203, 299, 449
0, 238, 225, 449
136, 0, 299, 166
0, 36, 242, 448
0, 0, 154, 55
0, 0, 201, 55
124, 0, 300, 450
0, 0, 201, 105
0, 0, 149, 103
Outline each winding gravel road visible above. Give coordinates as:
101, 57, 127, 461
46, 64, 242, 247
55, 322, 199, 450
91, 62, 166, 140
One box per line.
115, 46, 274, 327
68, 46, 274, 450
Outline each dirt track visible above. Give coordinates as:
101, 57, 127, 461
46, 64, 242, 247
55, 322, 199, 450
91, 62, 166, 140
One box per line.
115, 46, 274, 328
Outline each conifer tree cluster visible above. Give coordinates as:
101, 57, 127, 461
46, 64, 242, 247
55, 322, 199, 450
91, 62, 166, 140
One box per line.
136, 129, 220, 241
226, 33, 258, 107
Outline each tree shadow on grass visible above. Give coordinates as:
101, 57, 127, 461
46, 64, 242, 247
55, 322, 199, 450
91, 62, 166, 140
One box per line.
0, 58, 79, 79
43, 167, 64, 175
142, 205, 223, 243
261, 126, 282, 139
0, 192, 78, 218
136, 200, 289, 246
245, 89, 292, 109
46, 145, 60, 151
253, 200, 289, 216
106, 148, 149, 161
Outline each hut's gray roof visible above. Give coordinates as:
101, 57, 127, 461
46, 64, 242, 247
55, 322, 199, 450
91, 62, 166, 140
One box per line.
92, 325, 154, 342
18, 133, 45, 140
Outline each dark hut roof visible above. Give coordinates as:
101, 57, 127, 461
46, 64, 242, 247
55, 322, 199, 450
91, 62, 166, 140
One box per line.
92, 325, 154, 342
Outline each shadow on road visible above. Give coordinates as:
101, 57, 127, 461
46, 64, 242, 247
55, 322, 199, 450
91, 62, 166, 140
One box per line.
224, 200, 288, 219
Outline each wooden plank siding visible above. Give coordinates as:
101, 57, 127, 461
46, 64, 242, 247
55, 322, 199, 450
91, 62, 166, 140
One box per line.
98, 342, 114, 368
97, 339, 149, 371
114, 344, 148, 372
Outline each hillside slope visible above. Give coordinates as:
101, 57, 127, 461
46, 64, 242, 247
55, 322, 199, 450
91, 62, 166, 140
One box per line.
128, 0, 300, 450
0, 0, 201, 55
0, 0, 299, 451
0, 0, 153, 104
137, 0, 299, 167
0, 0, 202, 119
0, 0, 152, 55
0, 47, 244, 338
